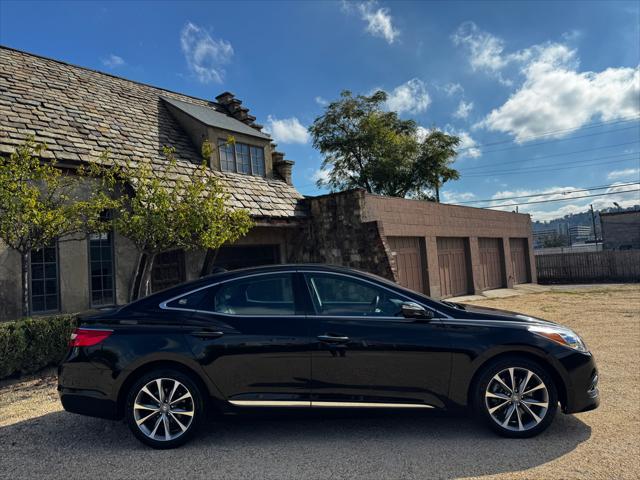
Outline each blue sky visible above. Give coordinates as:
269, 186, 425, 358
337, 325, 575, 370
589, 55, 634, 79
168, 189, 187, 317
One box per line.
1, 0, 639, 221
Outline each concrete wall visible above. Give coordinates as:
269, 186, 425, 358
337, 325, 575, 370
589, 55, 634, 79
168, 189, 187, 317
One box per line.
361, 192, 536, 297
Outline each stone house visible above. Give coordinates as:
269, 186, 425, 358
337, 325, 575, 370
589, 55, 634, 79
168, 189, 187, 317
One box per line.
0, 46, 536, 320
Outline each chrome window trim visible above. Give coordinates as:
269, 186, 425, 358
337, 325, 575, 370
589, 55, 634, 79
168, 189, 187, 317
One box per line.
159, 270, 299, 315
159, 268, 451, 320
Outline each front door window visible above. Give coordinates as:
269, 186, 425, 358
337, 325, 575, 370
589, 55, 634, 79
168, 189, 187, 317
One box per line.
305, 273, 405, 317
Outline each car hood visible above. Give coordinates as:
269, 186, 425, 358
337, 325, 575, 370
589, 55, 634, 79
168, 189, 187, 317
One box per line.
451, 303, 558, 326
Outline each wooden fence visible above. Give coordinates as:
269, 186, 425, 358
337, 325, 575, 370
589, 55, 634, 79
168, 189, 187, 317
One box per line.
536, 250, 640, 284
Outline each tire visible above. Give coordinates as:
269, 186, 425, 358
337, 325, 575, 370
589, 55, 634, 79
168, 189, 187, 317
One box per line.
125, 369, 204, 449
473, 356, 558, 438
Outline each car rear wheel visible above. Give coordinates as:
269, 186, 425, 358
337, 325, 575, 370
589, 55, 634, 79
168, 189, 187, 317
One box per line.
474, 357, 558, 438
125, 369, 203, 449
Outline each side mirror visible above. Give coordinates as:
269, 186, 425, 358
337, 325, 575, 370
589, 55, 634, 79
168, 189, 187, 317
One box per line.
401, 302, 433, 320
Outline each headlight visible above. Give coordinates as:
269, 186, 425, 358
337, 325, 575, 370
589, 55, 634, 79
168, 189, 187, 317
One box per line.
528, 325, 588, 352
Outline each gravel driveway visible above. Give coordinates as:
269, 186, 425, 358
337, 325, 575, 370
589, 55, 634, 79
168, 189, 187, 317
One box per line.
1, 285, 638, 480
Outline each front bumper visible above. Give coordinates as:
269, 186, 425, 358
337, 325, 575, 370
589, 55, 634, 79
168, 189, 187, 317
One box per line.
560, 351, 600, 414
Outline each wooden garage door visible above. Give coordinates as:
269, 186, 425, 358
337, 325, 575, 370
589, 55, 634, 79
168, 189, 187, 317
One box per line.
387, 237, 425, 293
510, 238, 529, 284
437, 237, 470, 298
479, 238, 504, 291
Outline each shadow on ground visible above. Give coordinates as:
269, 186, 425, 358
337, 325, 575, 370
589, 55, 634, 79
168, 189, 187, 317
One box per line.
0, 409, 591, 480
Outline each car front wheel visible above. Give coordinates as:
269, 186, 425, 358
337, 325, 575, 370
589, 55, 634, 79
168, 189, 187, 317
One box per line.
474, 357, 558, 438
125, 369, 203, 449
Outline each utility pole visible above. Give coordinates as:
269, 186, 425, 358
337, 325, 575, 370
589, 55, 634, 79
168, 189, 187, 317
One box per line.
590, 204, 598, 244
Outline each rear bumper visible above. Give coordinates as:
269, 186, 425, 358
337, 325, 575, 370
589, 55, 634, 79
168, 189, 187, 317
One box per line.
58, 358, 120, 420
58, 387, 119, 419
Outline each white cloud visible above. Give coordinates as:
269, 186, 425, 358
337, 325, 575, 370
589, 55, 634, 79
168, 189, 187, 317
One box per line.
441, 191, 476, 203
480, 46, 640, 141
442, 126, 481, 158
385, 78, 431, 114
180, 22, 233, 84
343, 1, 399, 44
102, 54, 125, 68
607, 168, 640, 180
439, 82, 464, 97
453, 23, 640, 142
264, 116, 309, 144
315, 96, 329, 106
421, 125, 481, 158
416, 126, 429, 143
312, 168, 331, 184
453, 100, 474, 119
487, 183, 640, 221
458, 130, 481, 158
451, 21, 526, 85
358, 1, 399, 44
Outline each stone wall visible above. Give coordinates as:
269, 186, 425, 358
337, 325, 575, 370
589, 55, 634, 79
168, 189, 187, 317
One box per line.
288, 190, 395, 280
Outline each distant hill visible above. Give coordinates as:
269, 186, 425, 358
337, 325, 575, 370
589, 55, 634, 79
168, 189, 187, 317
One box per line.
532, 205, 640, 235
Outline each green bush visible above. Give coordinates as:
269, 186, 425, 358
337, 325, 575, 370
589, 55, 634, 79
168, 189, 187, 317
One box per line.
0, 314, 76, 379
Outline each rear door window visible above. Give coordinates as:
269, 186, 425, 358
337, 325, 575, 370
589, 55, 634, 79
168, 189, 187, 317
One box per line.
211, 274, 296, 315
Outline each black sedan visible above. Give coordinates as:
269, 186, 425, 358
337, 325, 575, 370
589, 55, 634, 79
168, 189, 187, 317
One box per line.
58, 264, 599, 448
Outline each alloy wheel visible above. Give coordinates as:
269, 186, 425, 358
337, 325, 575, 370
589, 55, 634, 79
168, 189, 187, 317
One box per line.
485, 367, 549, 432
133, 378, 195, 441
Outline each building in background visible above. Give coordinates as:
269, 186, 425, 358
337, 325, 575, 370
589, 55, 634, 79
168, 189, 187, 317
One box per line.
568, 225, 595, 245
601, 210, 640, 250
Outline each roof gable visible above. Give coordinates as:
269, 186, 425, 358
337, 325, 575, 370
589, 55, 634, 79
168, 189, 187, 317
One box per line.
161, 96, 271, 140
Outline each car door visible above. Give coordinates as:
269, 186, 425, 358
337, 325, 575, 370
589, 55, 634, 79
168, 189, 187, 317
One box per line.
182, 271, 313, 406
303, 271, 452, 409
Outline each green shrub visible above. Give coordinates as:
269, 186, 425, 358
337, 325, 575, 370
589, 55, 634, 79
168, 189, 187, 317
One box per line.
0, 314, 76, 379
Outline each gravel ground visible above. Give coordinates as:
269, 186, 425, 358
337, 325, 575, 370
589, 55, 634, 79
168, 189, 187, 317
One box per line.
1, 285, 638, 480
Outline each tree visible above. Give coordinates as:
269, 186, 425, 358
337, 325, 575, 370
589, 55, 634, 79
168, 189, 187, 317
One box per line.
105, 146, 253, 300
542, 233, 568, 248
309, 90, 460, 199
0, 138, 116, 317
416, 130, 461, 202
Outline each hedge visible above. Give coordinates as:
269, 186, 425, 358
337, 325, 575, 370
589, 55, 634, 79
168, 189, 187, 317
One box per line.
0, 314, 77, 380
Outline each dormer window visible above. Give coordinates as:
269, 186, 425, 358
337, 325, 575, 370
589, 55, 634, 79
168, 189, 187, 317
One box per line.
218, 139, 266, 177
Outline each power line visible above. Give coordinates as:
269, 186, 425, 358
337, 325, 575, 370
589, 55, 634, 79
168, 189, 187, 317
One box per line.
464, 153, 639, 177
461, 125, 640, 156
459, 141, 639, 172
457, 116, 640, 152
454, 182, 640, 205
485, 188, 640, 209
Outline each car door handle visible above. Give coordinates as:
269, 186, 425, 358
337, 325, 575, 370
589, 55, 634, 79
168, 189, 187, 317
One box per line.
317, 335, 350, 344
190, 330, 224, 339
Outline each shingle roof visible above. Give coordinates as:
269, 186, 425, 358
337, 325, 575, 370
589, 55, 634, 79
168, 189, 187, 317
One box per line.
161, 96, 271, 140
0, 46, 305, 219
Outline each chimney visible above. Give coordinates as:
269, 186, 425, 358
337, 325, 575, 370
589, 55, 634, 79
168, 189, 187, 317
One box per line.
215, 91, 262, 131
272, 151, 294, 185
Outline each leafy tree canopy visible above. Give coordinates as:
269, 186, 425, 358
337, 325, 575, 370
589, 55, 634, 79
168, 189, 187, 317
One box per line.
0, 137, 117, 316
309, 90, 461, 200
100, 146, 254, 299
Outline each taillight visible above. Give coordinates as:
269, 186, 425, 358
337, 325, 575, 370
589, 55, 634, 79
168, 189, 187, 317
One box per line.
69, 328, 113, 347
